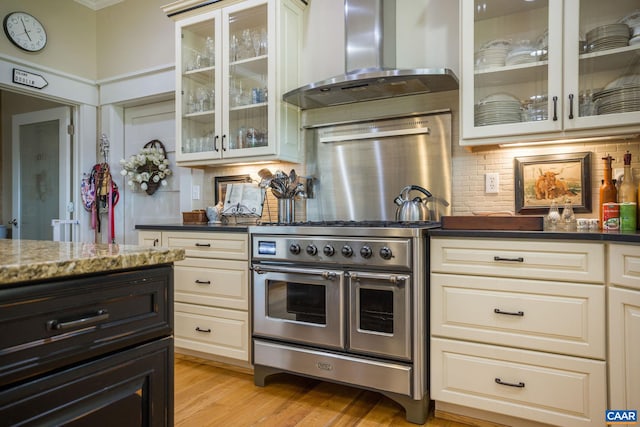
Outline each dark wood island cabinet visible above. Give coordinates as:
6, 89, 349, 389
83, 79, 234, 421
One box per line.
0, 239, 185, 426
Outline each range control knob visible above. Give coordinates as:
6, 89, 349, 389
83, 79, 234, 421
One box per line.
323, 245, 335, 256
360, 246, 373, 258
289, 243, 301, 255
306, 244, 318, 256
379, 246, 393, 260
341, 245, 353, 257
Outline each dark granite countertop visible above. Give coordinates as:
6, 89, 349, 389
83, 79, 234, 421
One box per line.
136, 223, 249, 233
429, 228, 640, 243
136, 222, 640, 244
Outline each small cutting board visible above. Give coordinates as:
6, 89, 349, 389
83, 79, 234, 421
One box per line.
440, 215, 544, 231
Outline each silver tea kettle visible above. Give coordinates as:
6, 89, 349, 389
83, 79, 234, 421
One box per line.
394, 185, 432, 222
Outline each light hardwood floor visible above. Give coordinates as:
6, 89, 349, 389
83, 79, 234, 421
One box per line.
174, 355, 472, 427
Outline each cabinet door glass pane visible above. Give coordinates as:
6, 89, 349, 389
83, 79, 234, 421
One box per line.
228, 4, 268, 151
181, 20, 216, 154
579, 0, 640, 118
473, 1, 549, 127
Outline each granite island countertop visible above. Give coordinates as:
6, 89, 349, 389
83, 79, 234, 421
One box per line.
0, 239, 185, 286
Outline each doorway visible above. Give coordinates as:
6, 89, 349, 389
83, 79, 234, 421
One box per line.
11, 106, 72, 240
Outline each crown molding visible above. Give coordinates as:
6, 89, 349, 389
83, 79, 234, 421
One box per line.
74, 0, 124, 11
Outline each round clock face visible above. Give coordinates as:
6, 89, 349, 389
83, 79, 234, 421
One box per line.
3, 12, 47, 52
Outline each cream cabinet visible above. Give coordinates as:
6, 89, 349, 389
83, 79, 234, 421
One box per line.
166, 0, 305, 166
608, 243, 640, 424
138, 230, 250, 365
460, 0, 640, 146
430, 237, 607, 426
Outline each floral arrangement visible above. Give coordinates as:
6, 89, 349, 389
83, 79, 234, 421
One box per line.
119, 140, 172, 195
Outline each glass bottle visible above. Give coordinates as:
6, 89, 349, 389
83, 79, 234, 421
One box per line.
599, 154, 617, 229
619, 151, 637, 231
561, 198, 575, 230
619, 151, 636, 202
546, 199, 560, 230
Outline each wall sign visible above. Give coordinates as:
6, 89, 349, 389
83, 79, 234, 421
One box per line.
12, 68, 48, 89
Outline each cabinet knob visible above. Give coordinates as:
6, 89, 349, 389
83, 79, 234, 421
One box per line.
222, 134, 227, 151
214, 135, 220, 152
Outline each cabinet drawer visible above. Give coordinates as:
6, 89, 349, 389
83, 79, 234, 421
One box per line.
174, 258, 248, 310
609, 243, 640, 290
163, 232, 248, 260
174, 302, 249, 362
431, 274, 605, 358
431, 238, 604, 283
0, 266, 172, 387
431, 338, 606, 427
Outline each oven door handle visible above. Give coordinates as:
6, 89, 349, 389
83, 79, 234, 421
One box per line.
252, 264, 342, 280
348, 271, 409, 285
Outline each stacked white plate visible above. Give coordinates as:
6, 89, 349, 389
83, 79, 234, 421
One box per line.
593, 74, 640, 115
586, 23, 630, 52
475, 93, 522, 126
618, 9, 640, 45
475, 39, 511, 70
505, 40, 538, 66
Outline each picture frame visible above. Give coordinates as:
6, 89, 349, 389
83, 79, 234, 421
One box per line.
514, 152, 592, 214
214, 174, 252, 205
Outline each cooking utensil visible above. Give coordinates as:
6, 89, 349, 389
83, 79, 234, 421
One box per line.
394, 185, 432, 221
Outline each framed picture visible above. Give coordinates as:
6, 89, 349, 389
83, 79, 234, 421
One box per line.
514, 152, 592, 214
214, 174, 252, 205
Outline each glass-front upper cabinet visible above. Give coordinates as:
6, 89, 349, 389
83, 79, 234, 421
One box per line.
460, 0, 640, 146
172, 0, 304, 166
565, 0, 640, 131
224, 2, 269, 155
177, 10, 221, 161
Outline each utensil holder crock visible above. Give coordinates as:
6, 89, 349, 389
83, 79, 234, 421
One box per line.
278, 198, 295, 223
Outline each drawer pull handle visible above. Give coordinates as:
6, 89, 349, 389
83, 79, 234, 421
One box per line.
47, 309, 109, 331
195, 327, 212, 333
495, 378, 525, 388
195, 279, 211, 285
493, 256, 524, 263
494, 308, 524, 317
195, 243, 211, 247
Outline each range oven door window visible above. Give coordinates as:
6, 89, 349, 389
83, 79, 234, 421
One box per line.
253, 265, 345, 350
348, 272, 411, 361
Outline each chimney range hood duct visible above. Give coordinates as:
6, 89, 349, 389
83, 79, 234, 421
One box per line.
283, 0, 458, 110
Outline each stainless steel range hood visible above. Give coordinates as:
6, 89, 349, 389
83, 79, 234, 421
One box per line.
283, 0, 458, 110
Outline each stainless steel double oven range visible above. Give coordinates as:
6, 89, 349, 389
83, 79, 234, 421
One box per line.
250, 221, 437, 424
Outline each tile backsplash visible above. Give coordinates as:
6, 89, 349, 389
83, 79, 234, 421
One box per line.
451, 137, 640, 217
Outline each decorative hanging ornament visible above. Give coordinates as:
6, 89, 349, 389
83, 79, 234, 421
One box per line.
119, 139, 172, 195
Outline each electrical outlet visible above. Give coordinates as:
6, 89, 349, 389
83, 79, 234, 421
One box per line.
485, 173, 499, 193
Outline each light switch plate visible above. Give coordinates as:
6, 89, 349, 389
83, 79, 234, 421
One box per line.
192, 185, 201, 200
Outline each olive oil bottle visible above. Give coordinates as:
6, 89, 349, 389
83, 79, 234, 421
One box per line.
618, 151, 637, 231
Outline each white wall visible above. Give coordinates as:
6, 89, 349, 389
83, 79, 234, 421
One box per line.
0, 1, 97, 80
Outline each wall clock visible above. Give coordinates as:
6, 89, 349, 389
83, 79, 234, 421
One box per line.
3, 12, 47, 52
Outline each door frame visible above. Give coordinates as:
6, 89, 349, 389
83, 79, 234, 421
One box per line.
0, 55, 98, 242
1, 56, 174, 243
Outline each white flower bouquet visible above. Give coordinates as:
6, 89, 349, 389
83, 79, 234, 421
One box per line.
119, 139, 172, 195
